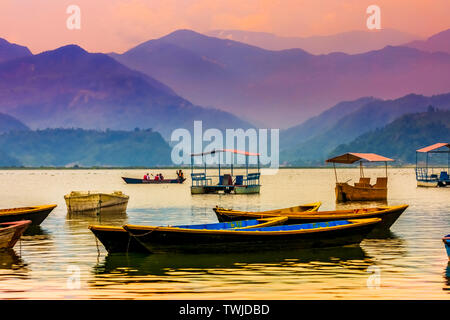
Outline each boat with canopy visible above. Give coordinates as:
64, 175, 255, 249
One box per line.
326, 153, 394, 202
415, 143, 450, 187
190, 149, 261, 194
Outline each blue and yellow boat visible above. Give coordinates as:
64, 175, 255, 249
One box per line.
123, 218, 381, 254
443, 235, 450, 259
89, 217, 287, 253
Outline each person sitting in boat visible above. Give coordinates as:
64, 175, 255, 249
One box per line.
159, 173, 164, 180
154, 174, 159, 181
145, 173, 151, 180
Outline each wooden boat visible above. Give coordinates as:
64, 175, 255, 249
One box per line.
213, 202, 321, 217
122, 177, 186, 184
89, 217, 287, 253
214, 204, 408, 232
123, 218, 381, 254
444, 235, 450, 259
0, 220, 31, 250
0, 205, 57, 226
64, 191, 129, 214
326, 153, 394, 202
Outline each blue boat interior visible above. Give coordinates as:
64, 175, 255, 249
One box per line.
235, 220, 352, 232
174, 219, 261, 230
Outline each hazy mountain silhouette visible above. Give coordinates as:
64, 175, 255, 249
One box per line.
405, 28, 450, 54
0, 38, 32, 63
207, 29, 419, 54
0, 44, 253, 138
331, 109, 450, 164
112, 29, 450, 127
282, 93, 450, 165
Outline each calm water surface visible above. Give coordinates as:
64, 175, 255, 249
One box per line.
0, 168, 448, 299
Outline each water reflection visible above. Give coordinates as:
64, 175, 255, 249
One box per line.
93, 245, 371, 277
66, 211, 128, 230
445, 262, 450, 290
0, 249, 28, 271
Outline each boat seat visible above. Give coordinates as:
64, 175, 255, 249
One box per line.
355, 177, 371, 187
374, 177, 387, 188
235, 175, 244, 185
440, 171, 449, 181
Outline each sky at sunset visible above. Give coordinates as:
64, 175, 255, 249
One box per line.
1, 0, 449, 54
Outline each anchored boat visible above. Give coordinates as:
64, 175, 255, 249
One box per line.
65, 191, 129, 214
214, 204, 408, 232
0, 205, 57, 226
190, 149, 261, 194
90, 217, 287, 253
415, 143, 450, 187
123, 218, 381, 254
326, 152, 394, 202
0, 220, 31, 250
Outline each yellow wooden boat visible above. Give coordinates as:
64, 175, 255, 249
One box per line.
0, 204, 57, 226
213, 202, 321, 217
90, 217, 287, 253
65, 191, 129, 214
214, 204, 408, 232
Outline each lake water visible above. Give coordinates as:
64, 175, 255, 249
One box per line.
0, 168, 448, 299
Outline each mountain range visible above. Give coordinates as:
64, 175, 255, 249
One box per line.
112, 29, 450, 127
0, 38, 31, 63
331, 109, 450, 164
0, 128, 172, 167
281, 93, 450, 165
405, 29, 450, 54
207, 29, 418, 54
0, 43, 252, 138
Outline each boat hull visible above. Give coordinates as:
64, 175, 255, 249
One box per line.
336, 183, 387, 202
191, 185, 261, 194
0, 221, 31, 250
0, 205, 57, 226
65, 192, 129, 214
124, 219, 380, 254
122, 177, 185, 184
89, 226, 149, 253
214, 205, 408, 232
90, 217, 287, 253
444, 236, 450, 259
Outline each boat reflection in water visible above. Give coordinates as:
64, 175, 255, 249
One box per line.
0, 249, 28, 272
445, 262, 450, 290
93, 245, 371, 278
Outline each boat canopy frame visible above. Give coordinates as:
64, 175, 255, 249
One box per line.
190, 149, 261, 188
415, 143, 450, 183
326, 152, 394, 183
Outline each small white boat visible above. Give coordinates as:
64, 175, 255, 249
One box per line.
64, 191, 129, 214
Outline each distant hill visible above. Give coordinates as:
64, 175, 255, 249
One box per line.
0, 112, 29, 133
281, 97, 380, 150
0, 38, 32, 63
330, 109, 450, 164
0, 128, 172, 167
0, 44, 253, 138
208, 29, 419, 54
282, 93, 450, 165
112, 29, 450, 127
405, 29, 450, 54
